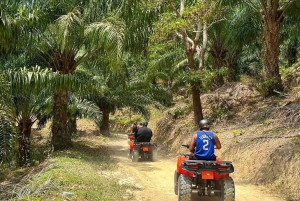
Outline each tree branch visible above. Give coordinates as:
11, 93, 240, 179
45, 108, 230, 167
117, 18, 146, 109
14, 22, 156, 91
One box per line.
167, 0, 181, 17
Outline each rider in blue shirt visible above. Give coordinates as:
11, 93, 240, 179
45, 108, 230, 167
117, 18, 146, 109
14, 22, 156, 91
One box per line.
189, 119, 221, 160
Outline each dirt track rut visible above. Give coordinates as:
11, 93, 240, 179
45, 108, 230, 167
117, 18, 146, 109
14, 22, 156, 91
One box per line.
107, 134, 282, 201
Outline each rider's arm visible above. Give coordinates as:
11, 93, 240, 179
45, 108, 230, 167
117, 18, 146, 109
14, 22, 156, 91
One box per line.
214, 133, 221, 149
130, 125, 133, 133
189, 134, 196, 153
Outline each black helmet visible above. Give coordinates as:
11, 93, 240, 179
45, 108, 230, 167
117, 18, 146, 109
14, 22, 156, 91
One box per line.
199, 119, 209, 130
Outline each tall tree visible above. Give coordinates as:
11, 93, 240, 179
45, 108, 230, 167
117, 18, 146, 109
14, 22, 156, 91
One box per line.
217, 0, 300, 96
152, 0, 223, 124
207, 6, 262, 83
35, 5, 125, 150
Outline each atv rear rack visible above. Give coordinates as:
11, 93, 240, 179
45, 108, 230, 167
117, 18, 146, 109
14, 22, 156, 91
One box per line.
181, 160, 234, 174
133, 142, 157, 146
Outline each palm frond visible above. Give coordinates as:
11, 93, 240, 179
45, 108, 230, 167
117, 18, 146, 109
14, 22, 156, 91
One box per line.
69, 94, 102, 125
0, 73, 17, 165
85, 16, 126, 69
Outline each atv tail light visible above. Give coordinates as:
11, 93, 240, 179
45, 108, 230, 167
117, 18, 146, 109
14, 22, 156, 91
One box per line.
142, 147, 149, 151
188, 166, 198, 171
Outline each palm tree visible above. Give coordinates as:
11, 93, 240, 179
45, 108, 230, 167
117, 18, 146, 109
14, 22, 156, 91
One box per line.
207, 6, 261, 83
5, 67, 53, 166
35, 6, 125, 150
77, 56, 172, 136
0, 73, 16, 166
0, 0, 22, 55
67, 93, 102, 136
280, 12, 300, 67
217, 0, 300, 96
148, 40, 192, 96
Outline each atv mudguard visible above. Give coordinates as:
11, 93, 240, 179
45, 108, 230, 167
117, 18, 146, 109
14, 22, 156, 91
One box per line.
177, 155, 194, 177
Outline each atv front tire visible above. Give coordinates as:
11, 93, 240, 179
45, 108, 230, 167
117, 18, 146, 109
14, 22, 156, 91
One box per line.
218, 176, 235, 201
132, 150, 139, 162
178, 174, 192, 201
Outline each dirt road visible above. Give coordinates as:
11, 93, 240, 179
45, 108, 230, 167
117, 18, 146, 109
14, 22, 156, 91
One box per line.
108, 134, 282, 201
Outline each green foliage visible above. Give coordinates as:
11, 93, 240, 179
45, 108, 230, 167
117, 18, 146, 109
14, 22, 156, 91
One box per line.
167, 104, 191, 119
259, 77, 277, 97
295, 135, 300, 144
152, 1, 218, 42
7, 137, 132, 201
232, 129, 245, 136
231, 129, 244, 143
0, 73, 17, 166
168, 107, 184, 119
211, 108, 227, 121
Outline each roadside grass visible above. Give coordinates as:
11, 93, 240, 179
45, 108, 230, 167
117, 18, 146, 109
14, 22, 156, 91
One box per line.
6, 134, 134, 201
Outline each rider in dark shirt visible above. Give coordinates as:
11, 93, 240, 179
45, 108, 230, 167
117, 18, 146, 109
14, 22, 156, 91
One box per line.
136, 122, 152, 142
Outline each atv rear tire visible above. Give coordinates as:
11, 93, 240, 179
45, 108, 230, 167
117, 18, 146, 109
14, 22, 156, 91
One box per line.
132, 150, 139, 162
218, 176, 235, 201
151, 148, 158, 162
178, 174, 192, 201
174, 170, 179, 195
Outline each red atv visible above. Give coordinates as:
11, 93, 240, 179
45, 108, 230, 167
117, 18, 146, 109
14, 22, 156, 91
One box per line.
131, 141, 158, 162
127, 133, 135, 158
174, 145, 235, 201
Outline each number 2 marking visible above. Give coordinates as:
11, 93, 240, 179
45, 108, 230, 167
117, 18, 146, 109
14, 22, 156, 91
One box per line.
203, 139, 209, 150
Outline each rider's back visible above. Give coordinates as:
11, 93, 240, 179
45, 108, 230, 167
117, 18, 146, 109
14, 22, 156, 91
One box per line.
194, 131, 216, 160
136, 127, 152, 142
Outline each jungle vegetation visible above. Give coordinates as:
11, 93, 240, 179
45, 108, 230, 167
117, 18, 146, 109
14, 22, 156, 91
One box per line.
0, 0, 299, 168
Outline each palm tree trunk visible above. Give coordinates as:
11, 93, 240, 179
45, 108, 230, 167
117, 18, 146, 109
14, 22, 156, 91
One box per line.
209, 46, 227, 87
68, 114, 77, 136
18, 136, 30, 166
52, 89, 72, 150
100, 108, 110, 137
17, 118, 34, 166
261, 9, 283, 96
